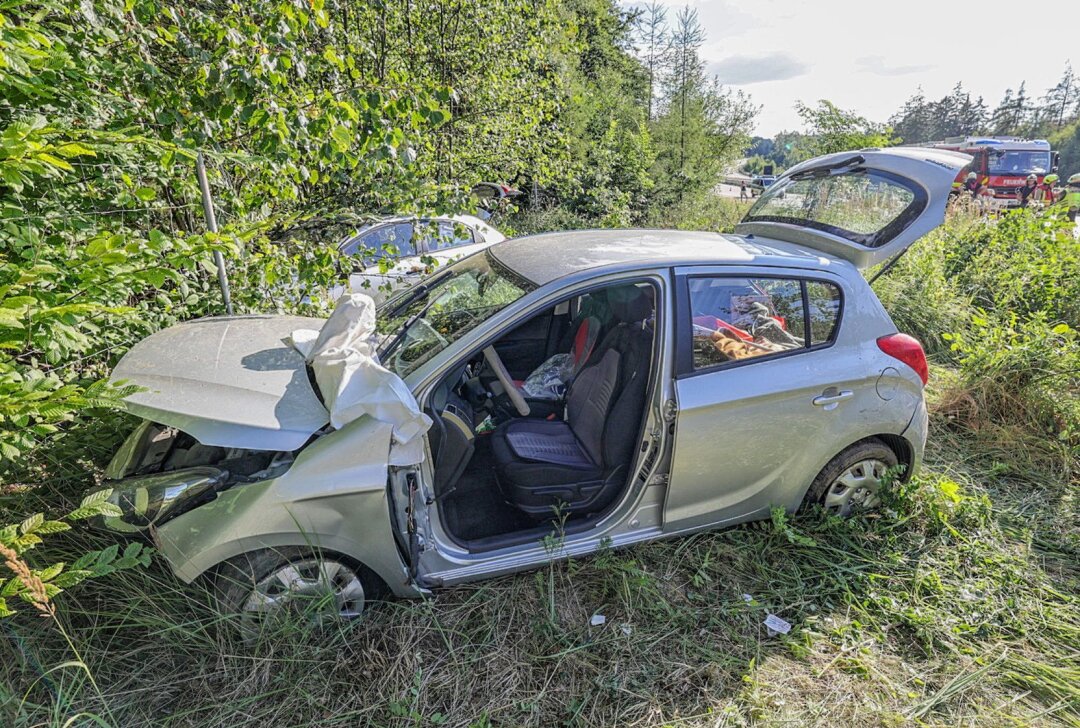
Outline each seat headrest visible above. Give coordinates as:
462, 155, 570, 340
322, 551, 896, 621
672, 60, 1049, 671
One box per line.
607, 285, 652, 323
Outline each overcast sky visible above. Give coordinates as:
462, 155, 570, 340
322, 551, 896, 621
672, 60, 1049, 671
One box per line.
629, 0, 1079, 137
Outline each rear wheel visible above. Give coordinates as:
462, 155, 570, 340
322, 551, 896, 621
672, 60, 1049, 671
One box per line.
807, 440, 898, 517
216, 548, 379, 638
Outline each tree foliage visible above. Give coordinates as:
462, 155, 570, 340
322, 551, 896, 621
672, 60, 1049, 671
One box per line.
883, 67, 1080, 175
0, 0, 763, 615
636, 6, 756, 207
794, 100, 898, 157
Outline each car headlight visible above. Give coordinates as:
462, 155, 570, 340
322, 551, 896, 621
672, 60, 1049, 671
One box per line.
90, 467, 229, 535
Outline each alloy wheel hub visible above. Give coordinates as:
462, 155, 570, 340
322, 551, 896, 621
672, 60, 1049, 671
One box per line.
823, 458, 888, 516
241, 559, 365, 632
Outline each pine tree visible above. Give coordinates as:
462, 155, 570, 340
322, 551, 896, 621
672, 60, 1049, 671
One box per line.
1043, 64, 1077, 129
667, 6, 706, 177
635, 2, 671, 122
890, 89, 931, 143
990, 87, 1017, 135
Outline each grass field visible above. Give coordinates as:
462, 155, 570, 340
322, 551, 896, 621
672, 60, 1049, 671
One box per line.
1, 209, 1077, 727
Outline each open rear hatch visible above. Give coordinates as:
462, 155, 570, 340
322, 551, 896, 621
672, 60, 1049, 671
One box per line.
735, 147, 971, 269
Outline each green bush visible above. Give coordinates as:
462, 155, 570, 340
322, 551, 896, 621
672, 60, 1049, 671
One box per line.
877, 208, 1079, 467
0, 489, 150, 617
941, 209, 1080, 326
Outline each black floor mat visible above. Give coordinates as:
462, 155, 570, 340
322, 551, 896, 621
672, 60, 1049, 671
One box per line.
440, 438, 533, 541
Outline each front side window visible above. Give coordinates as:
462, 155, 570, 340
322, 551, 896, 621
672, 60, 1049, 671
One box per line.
342, 222, 416, 262
378, 252, 535, 376
687, 277, 841, 371
743, 168, 922, 248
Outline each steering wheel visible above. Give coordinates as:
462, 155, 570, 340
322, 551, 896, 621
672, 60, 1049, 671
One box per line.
483, 347, 530, 416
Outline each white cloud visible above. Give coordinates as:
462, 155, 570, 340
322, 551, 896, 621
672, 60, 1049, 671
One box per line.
708, 53, 808, 85
855, 56, 934, 77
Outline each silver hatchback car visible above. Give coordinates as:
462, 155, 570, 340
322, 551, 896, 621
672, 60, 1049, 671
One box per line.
95, 148, 966, 626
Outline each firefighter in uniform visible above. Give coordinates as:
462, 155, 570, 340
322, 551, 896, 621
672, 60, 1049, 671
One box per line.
1016, 174, 1039, 208
1035, 173, 1059, 205
1062, 173, 1080, 222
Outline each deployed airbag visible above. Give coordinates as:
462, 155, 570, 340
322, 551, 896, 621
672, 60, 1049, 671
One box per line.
288, 293, 432, 465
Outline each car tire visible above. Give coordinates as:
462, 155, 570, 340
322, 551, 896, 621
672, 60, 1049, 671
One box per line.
806, 439, 898, 517
215, 547, 382, 638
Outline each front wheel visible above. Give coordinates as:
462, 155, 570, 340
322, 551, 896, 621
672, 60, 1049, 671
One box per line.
806, 440, 898, 517
216, 548, 380, 638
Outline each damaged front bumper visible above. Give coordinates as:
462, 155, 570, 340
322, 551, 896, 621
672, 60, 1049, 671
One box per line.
90, 420, 296, 536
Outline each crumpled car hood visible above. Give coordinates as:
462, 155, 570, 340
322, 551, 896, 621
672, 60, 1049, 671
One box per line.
111, 315, 331, 451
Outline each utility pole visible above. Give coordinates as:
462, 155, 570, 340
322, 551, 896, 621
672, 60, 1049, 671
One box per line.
195, 151, 234, 315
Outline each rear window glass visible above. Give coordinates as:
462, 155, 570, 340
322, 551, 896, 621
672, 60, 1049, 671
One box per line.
687, 277, 841, 370
743, 169, 923, 248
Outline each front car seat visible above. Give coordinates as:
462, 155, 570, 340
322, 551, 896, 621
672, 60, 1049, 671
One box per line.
490, 285, 653, 518
515, 289, 610, 401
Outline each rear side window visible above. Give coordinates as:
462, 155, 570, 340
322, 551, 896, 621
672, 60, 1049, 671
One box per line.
806, 280, 842, 345
424, 220, 476, 251
686, 277, 841, 371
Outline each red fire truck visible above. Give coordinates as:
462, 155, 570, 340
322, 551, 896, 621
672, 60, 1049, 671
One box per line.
922, 136, 1059, 207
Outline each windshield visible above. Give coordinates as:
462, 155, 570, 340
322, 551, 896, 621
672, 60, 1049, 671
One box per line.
987, 150, 1051, 176
743, 168, 923, 248
377, 252, 535, 377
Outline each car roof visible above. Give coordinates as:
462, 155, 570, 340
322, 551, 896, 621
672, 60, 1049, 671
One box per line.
363, 213, 486, 228
340, 213, 495, 250
488, 229, 850, 286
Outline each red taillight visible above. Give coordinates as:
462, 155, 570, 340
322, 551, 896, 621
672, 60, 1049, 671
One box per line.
877, 333, 928, 386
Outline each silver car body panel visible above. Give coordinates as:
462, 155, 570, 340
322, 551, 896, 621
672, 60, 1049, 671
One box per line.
736, 147, 970, 269
663, 264, 922, 533
111, 315, 329, 451
154, 415, 420, 596
487, 229, 829, 287
106, 154, 944, 595
404, 252, 923, 588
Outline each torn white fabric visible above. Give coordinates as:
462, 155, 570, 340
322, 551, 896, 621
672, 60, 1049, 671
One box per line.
286, 293, 432, 465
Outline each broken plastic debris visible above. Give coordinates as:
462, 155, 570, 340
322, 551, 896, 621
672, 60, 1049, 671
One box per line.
590, 614, 606, 627
764, 613, 792, 636
620, 624, 632, 636
742, 593, 753, 603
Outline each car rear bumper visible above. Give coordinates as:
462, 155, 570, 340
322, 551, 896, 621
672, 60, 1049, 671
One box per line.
901, 396, 928, 478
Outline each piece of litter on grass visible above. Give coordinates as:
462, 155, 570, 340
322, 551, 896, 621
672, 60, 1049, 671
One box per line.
741, 594, 753, 603
590, 614, 606, 627
763, 613, 791, 637
620, 624, 632, 636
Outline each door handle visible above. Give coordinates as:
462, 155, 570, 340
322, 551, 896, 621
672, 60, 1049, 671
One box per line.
812, 389, 854, 410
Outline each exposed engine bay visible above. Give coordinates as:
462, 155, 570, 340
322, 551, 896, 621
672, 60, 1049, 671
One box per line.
107, 420, 295, 482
